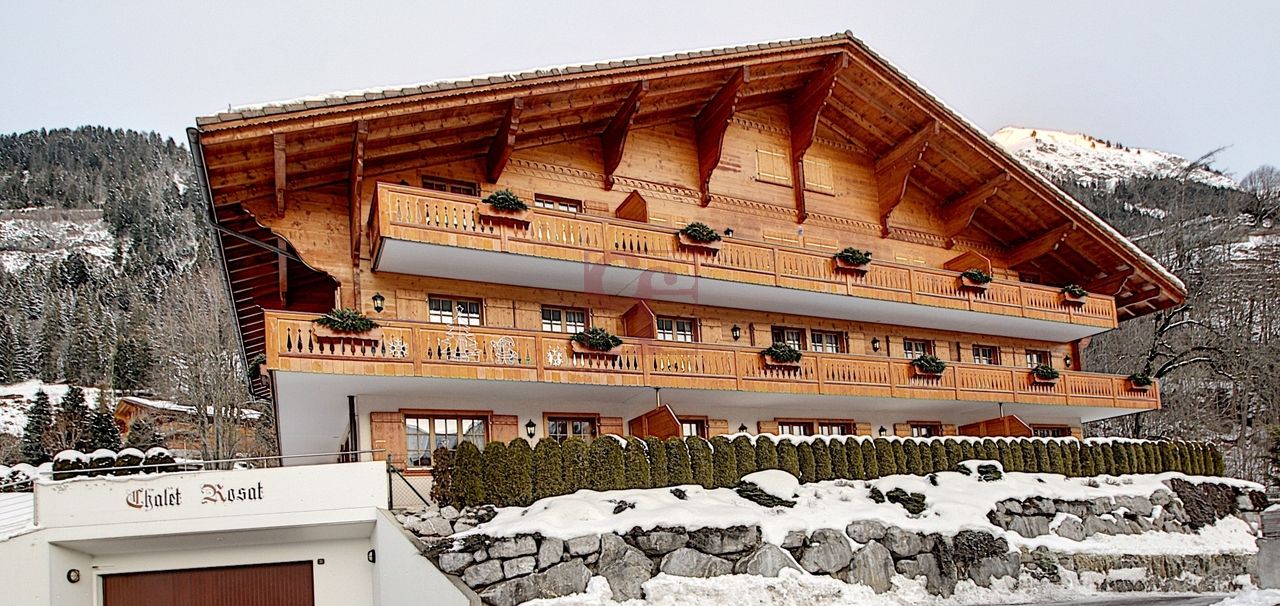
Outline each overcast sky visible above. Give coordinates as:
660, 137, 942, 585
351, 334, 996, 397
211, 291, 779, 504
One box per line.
2, 1, 1276, 177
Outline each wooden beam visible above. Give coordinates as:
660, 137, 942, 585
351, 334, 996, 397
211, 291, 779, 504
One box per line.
349, 120, 368, 263
695, 67, 748, 206
276, 236, 288, 306
788, 54, 848, 223
485, 98, 524, 183
940, 172, 1010, 244
601, 81, 649, 190
273, 133, 287, 214
1084, 267, 1134, 296
1116, 286, 1161, 309
875, 120, 938, 234
1006, 222, 1076, 267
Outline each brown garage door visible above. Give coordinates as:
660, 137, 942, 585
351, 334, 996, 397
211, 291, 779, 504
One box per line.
103, 561, 314, 606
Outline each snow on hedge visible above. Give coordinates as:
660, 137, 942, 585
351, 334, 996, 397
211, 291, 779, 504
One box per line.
459, 465, 1261, 557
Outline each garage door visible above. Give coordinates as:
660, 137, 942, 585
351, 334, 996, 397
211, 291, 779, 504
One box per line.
103, 561, 314, 606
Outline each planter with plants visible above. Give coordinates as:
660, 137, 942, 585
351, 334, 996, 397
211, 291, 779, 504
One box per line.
958, 268, 993, 291
760, 343, 803, 369
312, 308, 383, 342
911, 354, 947, 379
570, 327, 624, 356
1060, 284, 1089, 305
832, 247, 873, 273
477, 189, 532, 223
676, 222, 723, 252
1029, 364, 1060, 385
1126, 372, 1154, 391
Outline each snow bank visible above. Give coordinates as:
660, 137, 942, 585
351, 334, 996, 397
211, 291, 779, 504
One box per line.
1212, 589, 1280, 606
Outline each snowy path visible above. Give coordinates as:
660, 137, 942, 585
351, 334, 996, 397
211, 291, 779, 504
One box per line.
992, 595, 1228, 606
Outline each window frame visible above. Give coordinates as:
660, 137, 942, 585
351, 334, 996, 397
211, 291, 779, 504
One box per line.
909, 422, 943, 438
541, 305, 588, 334
1025, 349, 1052, 369
428, 296, 483, 326
776, 421, 815, 436
402, 411, 490, 470
810, 329, 844, 354
421, 175, 479, 197
679, 416, 708, 439
971, 344, 999, 365
770, 326, 806, 350
533, 193, 583, 213
817, 421, 855, 436
656, 316, 697, 343
1031, 424, 1071, 438
902, 338, 933, 359
543, 412, 599, 442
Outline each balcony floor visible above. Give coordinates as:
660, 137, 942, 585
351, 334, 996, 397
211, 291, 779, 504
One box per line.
376, 239, 1108, 342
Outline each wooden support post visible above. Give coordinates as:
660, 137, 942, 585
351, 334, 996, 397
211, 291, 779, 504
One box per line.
940, 172, 1009, 245
875, 120, 938, 235
349, 120, 368, 263
276, 236, 288, 307
273, 133, 287, 214
485, 98, 524, 183
602, 81, 648, 190
788, 54, 847, 223
695, 67, 748, 206
1006, 222, 1076, 267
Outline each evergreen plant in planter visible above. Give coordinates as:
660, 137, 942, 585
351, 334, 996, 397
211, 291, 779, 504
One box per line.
1060, 284, 1089, 305
760, 343, 803, 369
1030, 364, 1061, 385
833, 247, 873, 273
958, 268, 993, 291
911, 354, 947, 379
247, 353, 267, 381
312, 308, 382, 342
570, 327, 624, 356
676, 222, 723, 252
477, 189, 532, 223
1127, 372, 1154, 391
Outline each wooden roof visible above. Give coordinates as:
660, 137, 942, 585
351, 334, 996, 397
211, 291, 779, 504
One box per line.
192, 32, 1185, 321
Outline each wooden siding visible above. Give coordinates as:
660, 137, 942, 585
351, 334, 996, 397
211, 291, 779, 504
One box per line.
265, 311, 1158, 411
960, 415, 1034, 438
103, 562, 314, 606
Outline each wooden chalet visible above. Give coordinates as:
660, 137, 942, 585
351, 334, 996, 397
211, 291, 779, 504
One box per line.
189, 32, 1183, 469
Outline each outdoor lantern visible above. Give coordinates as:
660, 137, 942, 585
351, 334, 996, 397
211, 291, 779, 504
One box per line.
371, 292, 385, 313
737, 423, 748, 433
724, 227, 734, 237
878, 426, 888, 437
66, 569, 81, 583
871, 337, 881, 352
1064, 354, 1073, 368
731, 324, 741, 341
525, 420, 536, 439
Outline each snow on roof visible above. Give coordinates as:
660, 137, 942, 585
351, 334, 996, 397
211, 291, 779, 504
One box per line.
117, 396, 263, 421
0, 493, 34, 541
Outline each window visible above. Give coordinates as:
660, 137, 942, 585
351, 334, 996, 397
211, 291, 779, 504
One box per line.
429, 297, 482, 325
533, 194, 582, 213
1026, 350, 1051, 369
902, 338, 932, 359
421, 175, 479, 196
818, 421, 854, 436
546, 416, 597, 441
802, 157, 834, 193
1032, 425, 1071, 438
657, 317, 695, 342
972, 345, 998, 365
910, 422, 943, 438
777, 421, 814, 436
541, 306, 587, 333
810, 330, 844, 353
680, 418, 707, 438
404, 414, 487, 468
771, 327, 805, 349
756, 149, 792, 186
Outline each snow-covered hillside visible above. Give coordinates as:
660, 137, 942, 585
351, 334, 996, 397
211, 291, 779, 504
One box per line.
993, 127, 1238, 191
0, 208, 115, 272
0, 381, 103, 436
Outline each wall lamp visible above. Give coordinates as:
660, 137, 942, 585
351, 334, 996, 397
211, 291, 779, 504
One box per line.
371, 292, 385, 313
724, 227, 735, 237
66, 569, 81, 583
878, 426, 888, 437
737, 423, 748, 433
870, 337, 881, 352
525, 420, 537, 439
731, 324, 742, 341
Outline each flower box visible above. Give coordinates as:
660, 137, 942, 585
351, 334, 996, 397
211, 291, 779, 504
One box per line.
676, 232, 722, 252
1030, 373, 1059, 386
1126, 380, 1152, 392
570, 340, 622, 357
833, 258, 871, 274
913, 368, 944, 380
1060, 292, 1089, 306
313, 325, 383, 343
761, 354, 802, 369
958, 275, 990, 292
476, 201, 532, 224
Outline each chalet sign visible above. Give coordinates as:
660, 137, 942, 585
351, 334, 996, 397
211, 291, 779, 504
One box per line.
124, 481, 265, 512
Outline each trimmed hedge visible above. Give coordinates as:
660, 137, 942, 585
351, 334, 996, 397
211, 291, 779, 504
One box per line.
438, 435, 1228, 507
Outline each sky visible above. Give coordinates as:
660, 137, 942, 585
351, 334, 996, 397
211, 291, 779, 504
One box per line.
1, 1, 1276, 178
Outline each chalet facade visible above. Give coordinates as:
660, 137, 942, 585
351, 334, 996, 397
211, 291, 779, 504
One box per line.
190, 33, 1183, 471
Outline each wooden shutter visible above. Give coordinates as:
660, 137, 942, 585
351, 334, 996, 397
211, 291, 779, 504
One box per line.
708, 419, 730, 437
942, 424, 959, 436
757, 420, 779, 435
893, 423, 911, 438
756, 149, 791, 185
490, 414, 519, 443
802, 157, 834, 193
599, 416, 624, 437
627, 405, 680, 439
855, 422, 873, 436
370, 411, 406, 464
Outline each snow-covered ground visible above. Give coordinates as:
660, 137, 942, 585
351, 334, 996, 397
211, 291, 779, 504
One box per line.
1211, 589, 1280, 606
0, 492, 34, 541
0, 380, 103, 436
0, 208, 115, 272
992, 127, 1239, 191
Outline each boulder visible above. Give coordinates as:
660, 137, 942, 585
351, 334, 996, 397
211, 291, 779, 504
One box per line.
781, 530, 807, 549
915, 553, 952, 597
895, 558, 922, 579
478, 559, 591, 606
597, 534, 653, 601
488, 535, 537, 559
503, 556, 536, 579
1083, 515, 1117, 537
1000, 499, 1024, 515
1115, 495, 1154, 517
462, 559, 504, 588
566, 535, 600, 557
1056, 517, 1086, 542
1023, 497, 1056, 516
1090, 497, 1115, 516
845, 520, 887, 543
632, 528, 689, 556
967, 553, 1020, 587
1008, 515, 1051, 538
537, 537, 564, 570
687, 525, 761, 555
799, 528, 854, 574
438, 551, 474, 574
882, 527, 925, 558
440, 505, 461, 520
734, 544, 800, 577
841, 540, 895, 593
659, 547, 733, 578
1150, 490, 1172, 506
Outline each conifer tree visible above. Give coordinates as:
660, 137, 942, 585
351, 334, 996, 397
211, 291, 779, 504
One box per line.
944, 439, 962, 470
52, 386, 92, 452
1005, 441, 1023, 472
930, 440, 948, 472
482, 441, 510, 506
733, 435, 758, 479
709, 436, 738, 487
35, 299, 63, 383
812, 440, 833, 481
89, 406, 122, 451
828, 439, 849, 479
903, 440, 923, 475
21, 390, 53, 464
686, 436, 714, 489
452, 441, 485, 507
64, 297, 106, 386
506, 439, 533, 506
1091, 443, 1106, 476
646, 436, 670, 487
959, 440, 976, 463
1020, 440, 1039, 472
754, 435, 778, 470
111, 328, 153, 393
665, 437, 692, 485
532, 437, 565, 500
1066, 441, 1082, 476
861, 439, 880, 479
1047, 441, 1065, 475
847, 438, 866, 480
589, 437, 625, 492
0, 315, 21, 384
623, 437, 652, 489
561, 437, 590, 493
891, 441, 908, 474
982, 439, 999, 462
797, 441, 816, 483
123, 414, 160, 451
873, 438, 893, 477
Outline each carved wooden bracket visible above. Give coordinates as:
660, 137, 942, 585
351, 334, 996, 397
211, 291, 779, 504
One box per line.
602, 81, 649, 190
940, 172, 1009, 246
695, 67, 749, 206
788, 53, 849, 223
1007, 222, 1076, 267
485, 98, 524, 183
876, 120, 939, 235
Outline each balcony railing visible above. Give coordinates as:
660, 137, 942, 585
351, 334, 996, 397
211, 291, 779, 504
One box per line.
369, 183, 1118, 330
264, 311, 1157, 410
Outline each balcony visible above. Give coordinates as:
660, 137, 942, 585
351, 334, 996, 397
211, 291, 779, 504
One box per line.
263, 311, 1157, 411
369, 184, 1118, 342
